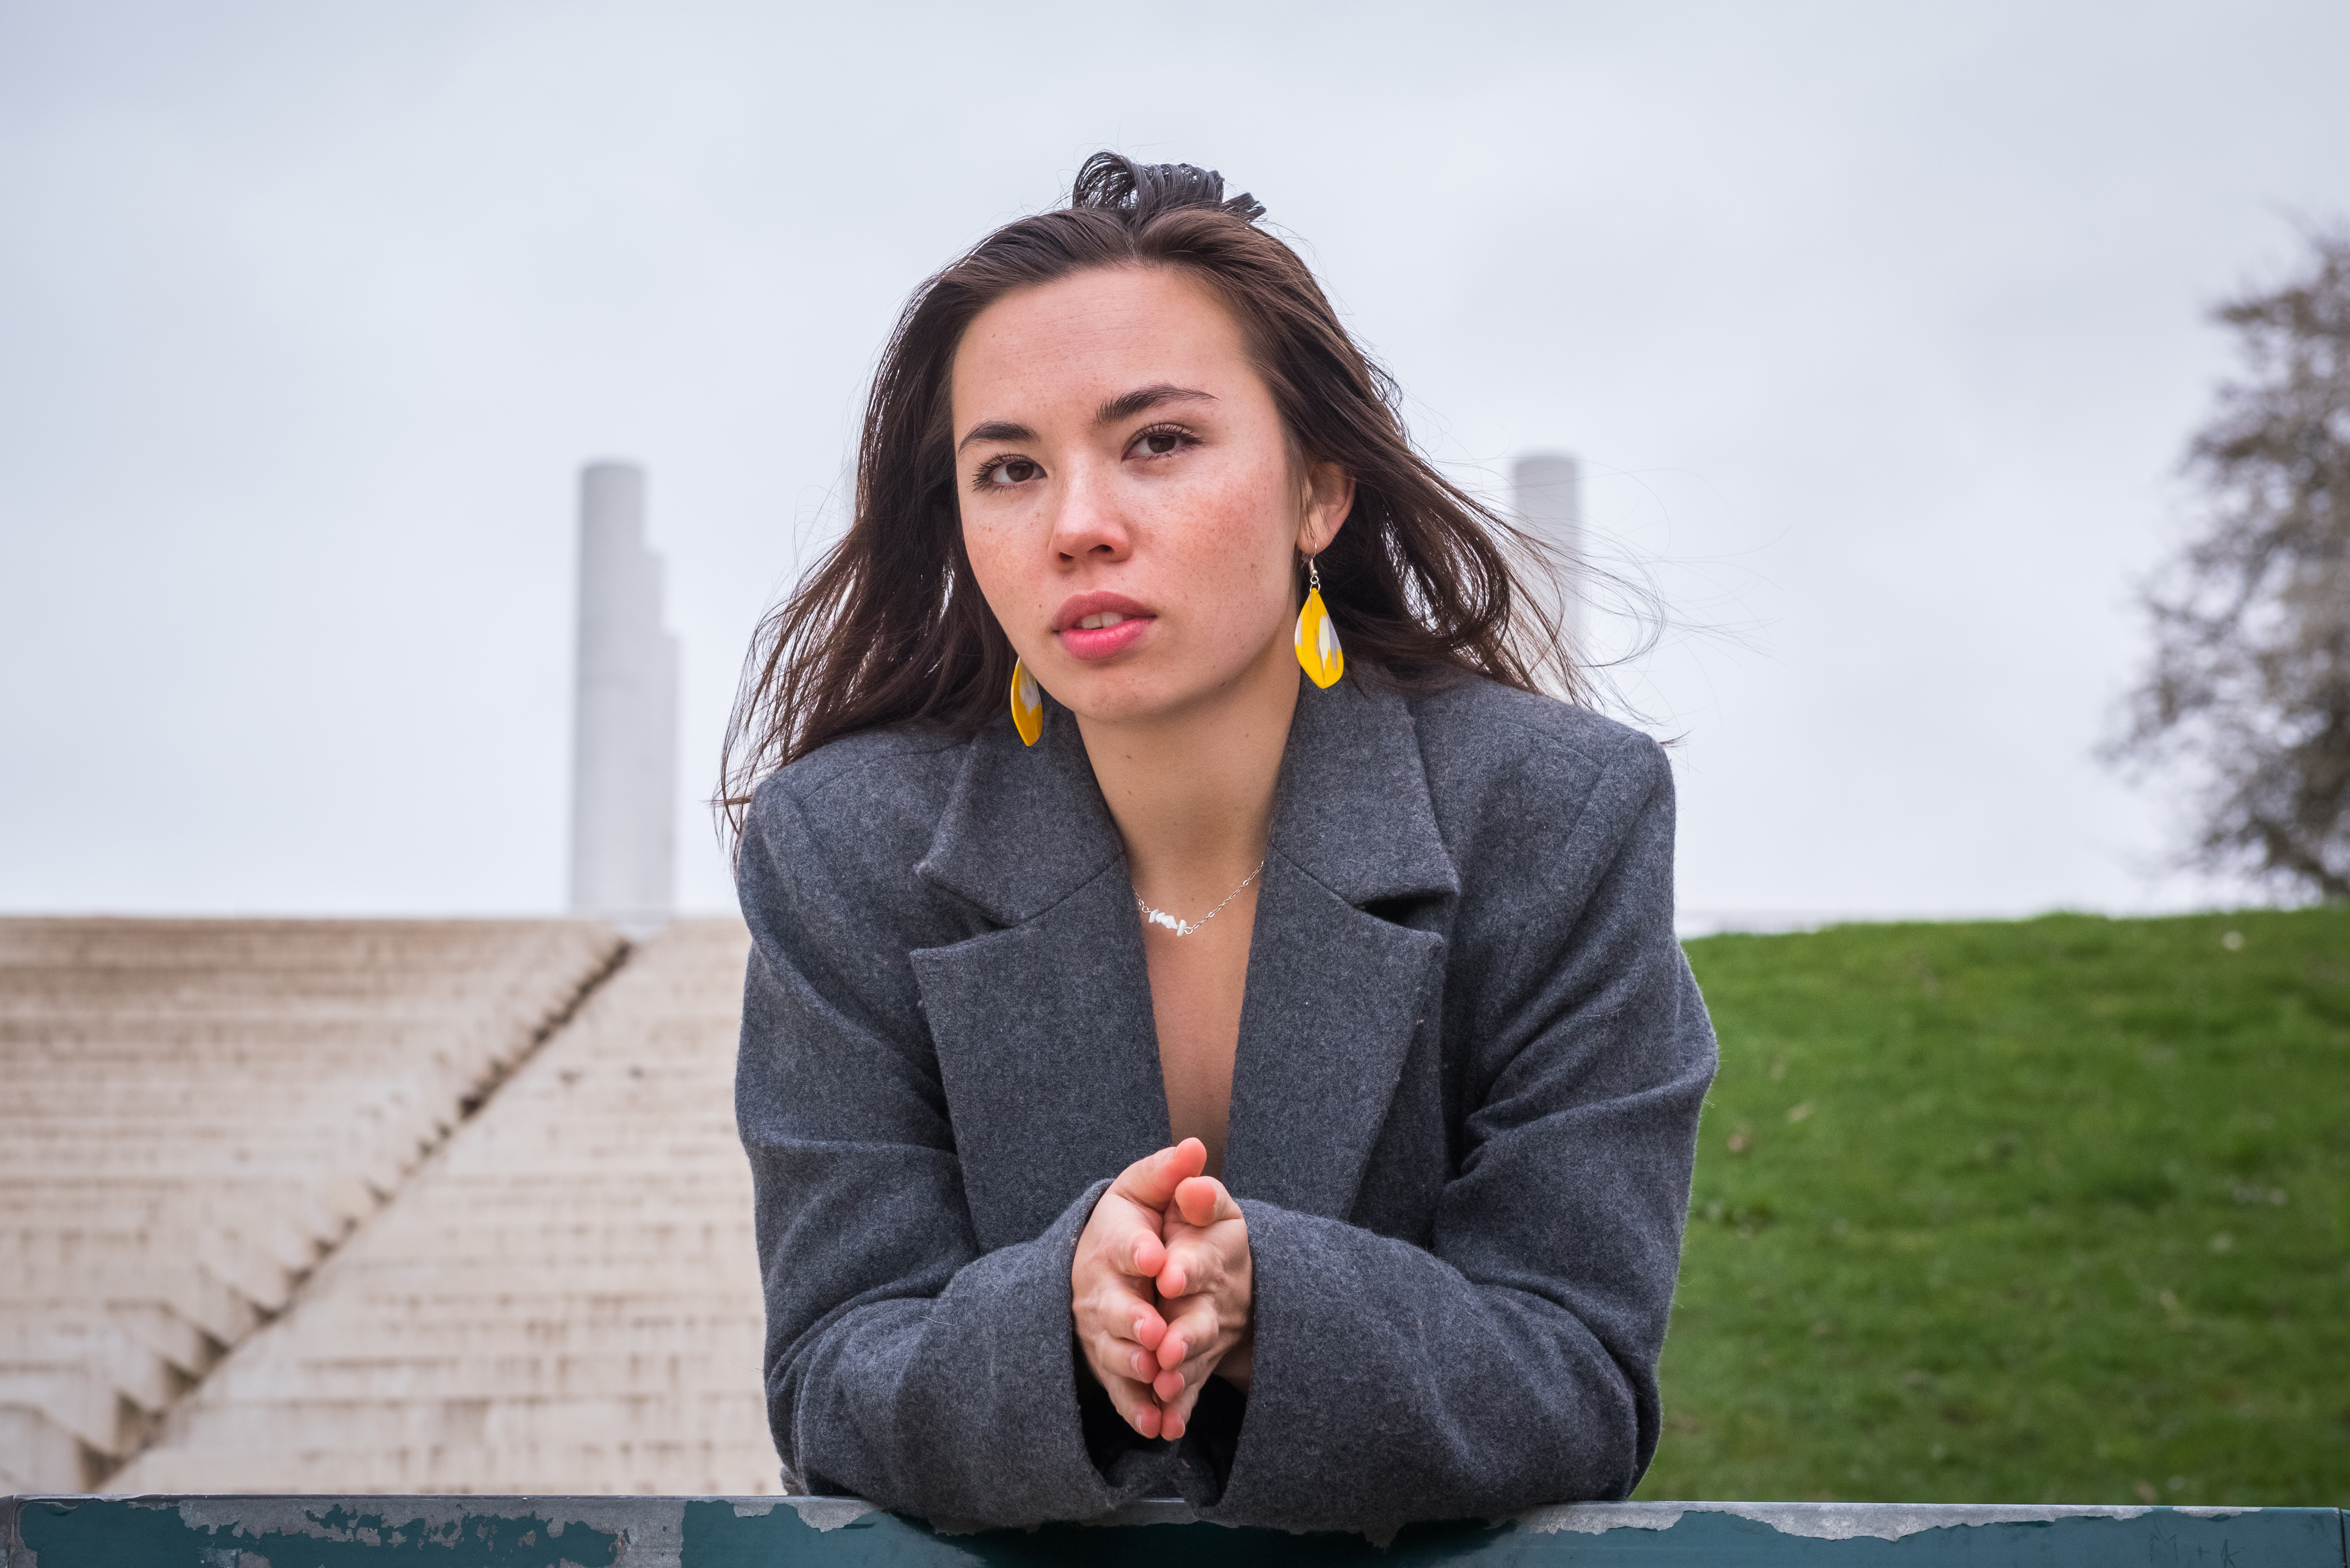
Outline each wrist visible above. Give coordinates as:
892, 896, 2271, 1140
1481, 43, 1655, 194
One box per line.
1215, 1333, 1253, 1391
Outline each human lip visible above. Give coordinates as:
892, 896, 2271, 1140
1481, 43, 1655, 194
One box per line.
1052, 592, 1155, 632
1052, 592, 1156, 661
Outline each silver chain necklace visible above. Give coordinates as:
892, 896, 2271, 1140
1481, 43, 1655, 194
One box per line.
1135, 860, 1265, 938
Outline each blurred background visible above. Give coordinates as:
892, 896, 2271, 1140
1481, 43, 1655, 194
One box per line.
7, 0, 2347, 922
2, 0, 2343, 1512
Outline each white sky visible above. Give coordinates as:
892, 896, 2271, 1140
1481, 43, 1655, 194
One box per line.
3, 1, 2344, 919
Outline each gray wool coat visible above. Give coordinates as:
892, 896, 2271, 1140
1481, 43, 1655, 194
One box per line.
733, 671, 1718, 1533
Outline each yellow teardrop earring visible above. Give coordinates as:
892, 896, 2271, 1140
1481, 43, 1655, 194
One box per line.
1294, 554, 1344, 689
1009, 656, 1044, 746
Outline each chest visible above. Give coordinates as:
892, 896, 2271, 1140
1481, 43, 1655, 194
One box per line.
910, 859, 1451, 1250
1140, 887, 1259, 1179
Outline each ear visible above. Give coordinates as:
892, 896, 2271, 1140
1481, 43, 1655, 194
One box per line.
1295, 458, 1354, 557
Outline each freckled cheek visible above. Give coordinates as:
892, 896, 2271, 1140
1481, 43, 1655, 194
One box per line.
957, 518, 1041, 628
1149, 484, 1292, 633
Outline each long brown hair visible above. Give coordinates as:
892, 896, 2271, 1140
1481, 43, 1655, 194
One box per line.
719, 152, 1583, 834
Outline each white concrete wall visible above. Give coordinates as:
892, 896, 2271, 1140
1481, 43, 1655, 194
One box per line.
569, 462, 679, 923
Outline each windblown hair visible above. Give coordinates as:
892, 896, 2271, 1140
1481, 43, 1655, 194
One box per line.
718, 152, 1582, 835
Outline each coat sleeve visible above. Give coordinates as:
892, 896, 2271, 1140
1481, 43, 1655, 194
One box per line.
1200, 730, 1717, 1530
733, 778, 1123, 1525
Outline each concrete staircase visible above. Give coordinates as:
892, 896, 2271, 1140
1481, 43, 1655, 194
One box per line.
103, 919, 776, 1494
0, 918, 627, 1491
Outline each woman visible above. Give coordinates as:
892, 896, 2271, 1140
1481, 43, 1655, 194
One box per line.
723, 153, 1716, 1533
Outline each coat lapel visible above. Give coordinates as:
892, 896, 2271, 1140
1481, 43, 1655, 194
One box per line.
910, 677, 1460, 1245
910, 704, 1169, 1250
1221, 677, 1457, 1217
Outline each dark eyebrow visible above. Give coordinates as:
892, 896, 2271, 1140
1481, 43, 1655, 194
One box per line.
1097, 384, 1216, 425
956, 419, 1036, 454
955, 386, 1214, 454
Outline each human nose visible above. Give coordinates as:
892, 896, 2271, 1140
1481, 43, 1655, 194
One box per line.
1047, 455, 1134, 566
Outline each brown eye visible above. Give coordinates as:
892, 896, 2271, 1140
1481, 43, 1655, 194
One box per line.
1144, 432, 1178, 455
990, 458, 1039, 486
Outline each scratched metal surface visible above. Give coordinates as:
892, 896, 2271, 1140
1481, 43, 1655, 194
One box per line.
4, 1495, 2344, 1566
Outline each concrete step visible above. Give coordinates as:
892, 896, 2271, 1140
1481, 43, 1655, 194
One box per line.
0, 916, 628, 1489
0, 1404, 103, 1492
107, 922, 776, 1494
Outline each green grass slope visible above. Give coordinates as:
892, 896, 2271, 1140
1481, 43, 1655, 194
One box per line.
1638, 907, 2349, 1506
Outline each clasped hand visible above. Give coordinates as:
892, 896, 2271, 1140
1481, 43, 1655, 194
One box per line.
1070, 1137, 1252, 1441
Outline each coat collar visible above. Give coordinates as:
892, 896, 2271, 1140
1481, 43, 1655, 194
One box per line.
909, 674, 1460, 1232
914, 672, 1459, 923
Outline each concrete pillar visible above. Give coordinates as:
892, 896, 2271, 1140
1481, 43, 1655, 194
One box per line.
1511, 451, 1583, 655
569, 462, 678, 923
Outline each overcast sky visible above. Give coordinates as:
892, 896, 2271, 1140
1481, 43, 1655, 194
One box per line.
4, 1, 2345, 921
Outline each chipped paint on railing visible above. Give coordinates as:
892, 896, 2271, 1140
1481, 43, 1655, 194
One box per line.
3, 1493, 2344, 1567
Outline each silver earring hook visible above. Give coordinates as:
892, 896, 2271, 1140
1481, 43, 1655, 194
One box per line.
1306, 554, 1321, 595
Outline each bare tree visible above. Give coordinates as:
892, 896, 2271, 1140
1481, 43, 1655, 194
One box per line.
2109, 230, 2350, 900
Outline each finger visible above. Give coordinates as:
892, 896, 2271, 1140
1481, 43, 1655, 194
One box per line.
1173, 1175, 1241, 1229
1157, 1372, 1211, 1442
1100, 1370, 1163, 1438
1085, 1330, 1152, 1392
1108, 1138, 1209, 1214
1106, 1296, 1167, 1352
1152, 1334, 1226, 1407
1078, 1280, 1164, 1381
1089, 1193, 1167, 1278
1154, 1234, 1219, 1300
1081, 1309, 1172, 1434
1157, 1295, 1220, 1371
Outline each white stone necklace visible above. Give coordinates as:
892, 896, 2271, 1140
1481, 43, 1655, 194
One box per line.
1135, 860, 1265, 938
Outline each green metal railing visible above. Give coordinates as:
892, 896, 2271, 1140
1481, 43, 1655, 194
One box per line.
5, 1494, 2345, 1566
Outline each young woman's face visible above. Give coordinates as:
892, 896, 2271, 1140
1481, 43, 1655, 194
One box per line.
951, 265, 1351, 729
